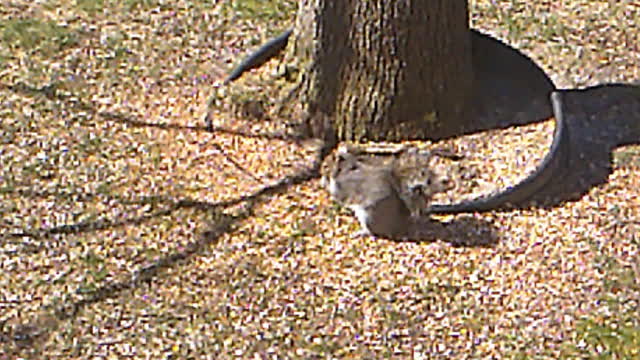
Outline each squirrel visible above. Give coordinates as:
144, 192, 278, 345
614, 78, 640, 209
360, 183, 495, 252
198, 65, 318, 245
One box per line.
322, 146, 411, 238
321, 144, 453, 239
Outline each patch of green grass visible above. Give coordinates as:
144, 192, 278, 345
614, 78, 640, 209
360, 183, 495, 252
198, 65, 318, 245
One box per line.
75, 0, 104, 14
571, 315, 640, 359
0, 18, 78, 53
120, 0, 159, 11
474, 0, 569, 44
0, 52, 9, 66
222, 0, 297, 29
536, 13, 569, 40
75, 0, 169, 14
614, 146, 640, 167
562, 246, 640, 358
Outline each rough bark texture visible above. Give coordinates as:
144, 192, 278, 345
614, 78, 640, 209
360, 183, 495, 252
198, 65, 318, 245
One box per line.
292, 0, 472, 142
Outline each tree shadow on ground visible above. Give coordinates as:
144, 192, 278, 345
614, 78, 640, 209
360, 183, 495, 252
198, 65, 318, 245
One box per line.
1, 157, 320, 356
0, 82, 302, 142
440, 33, 640, 212
528, 84, 640, 206
430, 84, 640, 213
432, 84, 640, 213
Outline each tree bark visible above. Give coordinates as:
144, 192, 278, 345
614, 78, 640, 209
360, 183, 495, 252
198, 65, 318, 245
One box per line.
290, 0, 472, 142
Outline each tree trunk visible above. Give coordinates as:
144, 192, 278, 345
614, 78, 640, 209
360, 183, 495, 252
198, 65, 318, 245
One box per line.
290, 0, 472, 142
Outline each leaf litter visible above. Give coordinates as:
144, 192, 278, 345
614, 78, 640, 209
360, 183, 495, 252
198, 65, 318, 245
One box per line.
0, 0, 639, 358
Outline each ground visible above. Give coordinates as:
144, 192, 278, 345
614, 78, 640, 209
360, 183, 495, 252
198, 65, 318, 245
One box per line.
0, 0, 639, 358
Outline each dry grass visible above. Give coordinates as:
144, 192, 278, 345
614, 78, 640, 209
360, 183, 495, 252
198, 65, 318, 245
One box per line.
1, 0, 639, 358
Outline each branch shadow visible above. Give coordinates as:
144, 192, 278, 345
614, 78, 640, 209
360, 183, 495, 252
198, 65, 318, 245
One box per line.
1, 162, 321, 355
1, 82, 327, 353
1, 82, 303, 142
1, 191, 211, 255
2, 159, 321, 251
